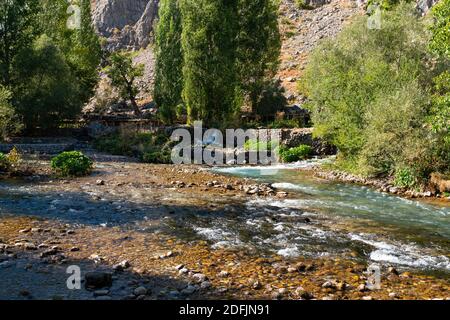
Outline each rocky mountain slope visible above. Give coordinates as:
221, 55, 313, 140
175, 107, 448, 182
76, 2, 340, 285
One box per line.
88, 0, 438, 108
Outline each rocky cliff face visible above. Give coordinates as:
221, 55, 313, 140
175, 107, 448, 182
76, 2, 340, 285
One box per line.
92, 0, 159, 51
87, 0, 440, 109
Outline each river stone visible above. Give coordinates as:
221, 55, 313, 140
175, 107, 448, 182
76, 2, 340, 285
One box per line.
133, 286, 147, 296
94, 289, 110, 297
85, 272, 113, 289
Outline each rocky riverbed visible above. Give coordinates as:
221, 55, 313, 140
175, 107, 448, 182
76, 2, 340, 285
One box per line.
0, 159, 449, 300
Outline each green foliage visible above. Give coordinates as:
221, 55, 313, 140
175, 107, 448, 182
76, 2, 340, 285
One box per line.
0, 153, 11, 172
0, 0, 100, 132
104, 51, 144, 115
267, 118, 304, 129
254, 80, 286, 120
295, 0, 313, 10
303, 4, 446, 179
51, 151, 93, 177
94, 129, 172, 163
428, 0, 450, 158
180, 0, 238, 127
39, 0, 102, 103
236, 0, 281, 114
366, 0, 404, 11
429, 0, 450, 58
244, 139, 278, 151
279, 145, 312, 162
154, 0, 183, 124
0, 86, 22, 140
13, 35, 81, 130
394, 167, 416, 188
0, 0, 39, 86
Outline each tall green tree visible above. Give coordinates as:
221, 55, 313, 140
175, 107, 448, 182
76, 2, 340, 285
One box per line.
104, 51, 144, 116
13, 35, 81, 130
303, 3, 444, 178
0, 0, 39, 86
154, 0, 183, 124
180, 0, 238, 126
428, 0, 450, 155
40, 0, 101, 103
236, 0, 281, 114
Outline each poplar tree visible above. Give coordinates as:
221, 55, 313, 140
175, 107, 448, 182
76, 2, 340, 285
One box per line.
179, 0, 238, 127
154, 0, 183, 124
236, 0, 281, 113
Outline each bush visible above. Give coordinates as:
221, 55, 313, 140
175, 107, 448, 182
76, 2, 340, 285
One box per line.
295, 0, 313, 10
51, 151, 93, 177
394, 167, 416, 188
244, 139, 278, 151
13, 35, 81, 131
303, 4, 448, 180
94, 129, 173, 163
0, 153, 11, 172
0, 86, 22, 140
279, 145, 312, 162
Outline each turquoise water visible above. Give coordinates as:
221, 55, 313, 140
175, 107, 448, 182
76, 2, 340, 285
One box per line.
211, 164, 450, 272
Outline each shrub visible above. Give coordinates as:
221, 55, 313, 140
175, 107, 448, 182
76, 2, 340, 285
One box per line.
0, 153, 11, 172
295, 0, 313, 10
142, 148, 172, 164
279, 145, 312, 162
0, 86, 23, 140
51, 151, 93, 177
394, 167, 416, 188
303, 4, 447, 179
13, 35, 81, 131
244, 139, 278, 151
94, 129, 172, 163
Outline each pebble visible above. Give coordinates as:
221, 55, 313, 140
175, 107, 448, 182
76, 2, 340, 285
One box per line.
133, 286, 148, 296
200, 281, 212, 289
179, 267, 189, 275
192, 273, 207, 283
362, 296, 373, 300
96, 180, 105, 186
218, 270, 230, 278
181, 285, 197, 295
389, 292, 398, 299
113, 260, 131, 271
93, 289, 110, 297
357, 284, 366, 292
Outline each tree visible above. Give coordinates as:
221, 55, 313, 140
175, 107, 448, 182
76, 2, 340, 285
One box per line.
236, 0, 281, 114
429, 0, 450, 58
428, 0, 450, 160
154, 0, 183, 124
180, 0, 238, 127
104, 51, 144, 115
0, 0, 39, 86
0, 85, 22, 140
302, 3, 442, 179
40, 0, 102, 103
13, 35, 81, 130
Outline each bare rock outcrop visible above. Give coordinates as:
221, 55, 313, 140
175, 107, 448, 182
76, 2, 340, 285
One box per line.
92, 0, 159, 51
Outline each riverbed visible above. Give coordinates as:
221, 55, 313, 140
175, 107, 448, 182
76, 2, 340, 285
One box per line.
0, 158, 448, 300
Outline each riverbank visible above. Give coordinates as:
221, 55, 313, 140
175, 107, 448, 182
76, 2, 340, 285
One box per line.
310, 164, 450, 203
0, 158, 449, 300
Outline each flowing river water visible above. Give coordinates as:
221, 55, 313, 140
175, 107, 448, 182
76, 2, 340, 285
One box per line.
0, 159, 449, 286
207, 162, 450, 276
